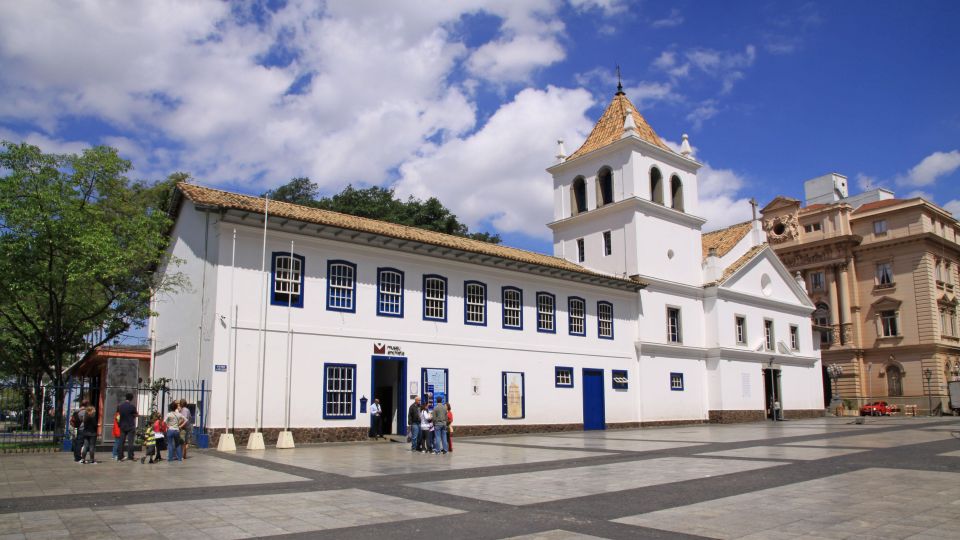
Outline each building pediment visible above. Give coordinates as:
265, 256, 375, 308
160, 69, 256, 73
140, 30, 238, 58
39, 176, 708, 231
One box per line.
870, 295, 902, 310
761, 196, 800, 214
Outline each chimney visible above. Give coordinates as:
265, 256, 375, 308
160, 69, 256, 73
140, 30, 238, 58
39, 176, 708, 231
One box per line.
703, 247, 722, 283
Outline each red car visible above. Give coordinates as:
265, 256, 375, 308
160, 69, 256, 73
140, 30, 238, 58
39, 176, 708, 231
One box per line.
860, 401, 895, 416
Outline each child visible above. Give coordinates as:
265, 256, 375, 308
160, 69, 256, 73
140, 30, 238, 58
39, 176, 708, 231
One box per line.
152, 411, 166, 462
141, 414, 157, 463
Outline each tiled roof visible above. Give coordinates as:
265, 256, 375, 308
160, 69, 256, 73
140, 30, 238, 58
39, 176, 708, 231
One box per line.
716, 243, 768, 284
176, 183, 643, 288
800, 203, 832, 213
852, 198, 904, 214
567, 92, 672, 160
701, 221, 753, 259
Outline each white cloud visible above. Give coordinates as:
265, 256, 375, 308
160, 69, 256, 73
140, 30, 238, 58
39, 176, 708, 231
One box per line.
466, 34, 565, 83
653, 45, 756, 94
651, 9, 684, 28
663, 138, 752, 231
944, 200, 960, 217
568, 0, 627, 16
896, 150, 960, 187
855, 173, 876, 191
622, 82, 678, 109
686, 100, 719, 130
395, 86, 596, 238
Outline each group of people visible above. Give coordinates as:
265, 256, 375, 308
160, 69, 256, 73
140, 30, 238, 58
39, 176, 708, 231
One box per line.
69, 394, 194, 465
407, 395, 453, 454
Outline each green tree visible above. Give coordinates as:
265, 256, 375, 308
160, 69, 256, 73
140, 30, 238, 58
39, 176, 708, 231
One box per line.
0, 142, 185, 436
266, 179, 501, 244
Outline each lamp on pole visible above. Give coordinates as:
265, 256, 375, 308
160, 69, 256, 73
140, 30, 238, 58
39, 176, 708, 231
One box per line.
827, 364, 843, 413
923, 367, 933, 416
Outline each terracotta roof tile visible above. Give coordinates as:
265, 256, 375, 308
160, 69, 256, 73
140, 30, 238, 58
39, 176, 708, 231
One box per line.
177, 183, 642, 288
717, 243, 767, 283
701, 221, 753, 259
800, 203, 832, 213
852, 198, 904, 214
567, 93, 672, 160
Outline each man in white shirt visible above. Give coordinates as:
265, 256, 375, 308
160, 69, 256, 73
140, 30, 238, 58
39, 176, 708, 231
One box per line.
369, 398, 383, 439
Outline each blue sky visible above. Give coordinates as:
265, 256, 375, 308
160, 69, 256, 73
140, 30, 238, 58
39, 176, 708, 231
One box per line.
1, 0, 958, 256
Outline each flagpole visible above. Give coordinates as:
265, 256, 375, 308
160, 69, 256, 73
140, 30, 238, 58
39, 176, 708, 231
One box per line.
248, 197, 268, 450
217, 228, 238, 451
277, 239, 296, 449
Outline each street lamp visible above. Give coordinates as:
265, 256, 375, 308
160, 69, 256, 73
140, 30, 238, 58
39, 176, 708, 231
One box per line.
923, 368, 933, 416
827, 364, 843, 412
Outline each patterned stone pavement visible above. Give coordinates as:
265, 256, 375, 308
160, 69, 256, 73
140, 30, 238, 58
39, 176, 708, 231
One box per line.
0, 416, 957, 539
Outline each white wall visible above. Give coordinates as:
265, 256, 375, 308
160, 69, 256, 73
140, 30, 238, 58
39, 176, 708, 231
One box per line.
204, 217, 640, 430
152, 200, 220, 384
639, 355, 707, 421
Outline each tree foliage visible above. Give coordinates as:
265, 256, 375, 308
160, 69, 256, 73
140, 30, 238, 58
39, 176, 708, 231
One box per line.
0, 141, 185, 434
264, 178, 501, 244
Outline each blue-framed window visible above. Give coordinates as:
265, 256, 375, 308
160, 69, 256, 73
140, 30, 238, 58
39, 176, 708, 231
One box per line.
376, 267, 404, 317
612, 369, 628, 390
502, 286, 523, 330
555, 366, 574, 388
271, 252, 305, 308
423, 274, 448, 322
670, 372, 684, 391
464, 281, 487, 326
326, 260, 357, 312
598, 301, 614, 339
536, 292, 556, 333
323, 363, 356, 419
568, 297, 586, 336
502, 371, 525, 419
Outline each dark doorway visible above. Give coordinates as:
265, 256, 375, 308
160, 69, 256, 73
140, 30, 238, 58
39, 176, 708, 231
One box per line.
822, 365, 832, 408
371, 356, 407, 435
763, 367, 782, 420
582, 368, 606, 430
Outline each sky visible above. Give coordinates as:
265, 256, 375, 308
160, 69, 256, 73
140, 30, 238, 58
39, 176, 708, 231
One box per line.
1, 0, 959, 255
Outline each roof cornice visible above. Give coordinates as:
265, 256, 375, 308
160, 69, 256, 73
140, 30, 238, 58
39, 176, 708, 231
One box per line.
547, 135, 701, 174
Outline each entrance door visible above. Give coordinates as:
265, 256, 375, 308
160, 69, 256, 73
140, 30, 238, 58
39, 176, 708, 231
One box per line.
582, 368, 606, 430
763, 368, 782, 420
371, 356, 407, 435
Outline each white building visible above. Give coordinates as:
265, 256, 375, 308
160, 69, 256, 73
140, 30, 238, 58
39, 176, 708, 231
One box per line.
150, 88, 823, 445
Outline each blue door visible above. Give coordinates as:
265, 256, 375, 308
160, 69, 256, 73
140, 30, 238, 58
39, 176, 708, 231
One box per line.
582, 368, 606, 430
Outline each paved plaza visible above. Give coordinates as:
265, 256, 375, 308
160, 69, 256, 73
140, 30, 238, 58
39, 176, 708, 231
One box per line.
0, 417, 958, 539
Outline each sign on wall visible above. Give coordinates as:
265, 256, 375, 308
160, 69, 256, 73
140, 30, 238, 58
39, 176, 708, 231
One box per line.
373, 342, 405, 356
503, 372, 524, 419
423, 368, 447, 407
215, 364, 227, 372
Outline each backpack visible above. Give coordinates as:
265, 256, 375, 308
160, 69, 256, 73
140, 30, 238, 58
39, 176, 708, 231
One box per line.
69, 409, 80, 428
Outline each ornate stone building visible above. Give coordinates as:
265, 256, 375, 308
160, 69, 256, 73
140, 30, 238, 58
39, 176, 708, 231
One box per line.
762, 174, 960, 413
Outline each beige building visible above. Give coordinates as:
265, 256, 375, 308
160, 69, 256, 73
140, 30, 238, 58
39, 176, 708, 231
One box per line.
761, 174, 960, 414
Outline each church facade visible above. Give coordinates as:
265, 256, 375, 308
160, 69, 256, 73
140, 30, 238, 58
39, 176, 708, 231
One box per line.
150, 88, 824, 445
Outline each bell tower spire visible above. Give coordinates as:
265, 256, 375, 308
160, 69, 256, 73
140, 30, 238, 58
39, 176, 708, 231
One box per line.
616, 64, 624, 95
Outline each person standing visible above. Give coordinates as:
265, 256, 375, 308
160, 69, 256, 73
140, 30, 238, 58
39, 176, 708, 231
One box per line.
178, 399, 193, 459
419, 403, 433, 453
111, 407, 122, 461
432, 397, 448, 455
118, 393, 138, 462
446, 402, 454, 453
70, 400, 87, 463
80, 404, 98, 464
407, 396, 421, 452
369, 398, 383, 439
164, 402, 185, 462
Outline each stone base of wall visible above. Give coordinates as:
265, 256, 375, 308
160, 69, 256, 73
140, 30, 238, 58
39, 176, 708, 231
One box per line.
784, 409, 826, 419
640, 419, 708, 428
454, 423, 583, 437
211, 427, 368, 447
709, 410, 765, 423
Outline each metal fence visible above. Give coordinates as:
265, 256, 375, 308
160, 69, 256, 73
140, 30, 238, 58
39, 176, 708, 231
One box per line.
0, 380, 209, 452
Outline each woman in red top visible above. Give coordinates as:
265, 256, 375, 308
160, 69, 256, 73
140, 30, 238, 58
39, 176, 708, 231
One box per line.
446, 403, 454, 453
152, 413, 167, 461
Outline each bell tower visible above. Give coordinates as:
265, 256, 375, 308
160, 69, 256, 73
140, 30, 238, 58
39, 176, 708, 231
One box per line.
546, 86, 706, 286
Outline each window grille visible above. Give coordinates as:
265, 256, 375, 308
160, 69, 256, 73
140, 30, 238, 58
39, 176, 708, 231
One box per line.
790, 325, 799, 350
503, 288, 522, 329
735, 316, 747, 345
537, 293, 555, 332
324, 364, 355, 418
555, 367, 573, 387
424, 276, 447, 321
598, 301, 613, 339
764, 319, 775, 350
667, 307, 681, 343
670, 372, 684, 391
568, 297, 585, 335
273, 254, 302, 306
612, 369, 628, 389
327, 262, 355, 311
465, 282, 486, 325
377, 269, 403, 316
